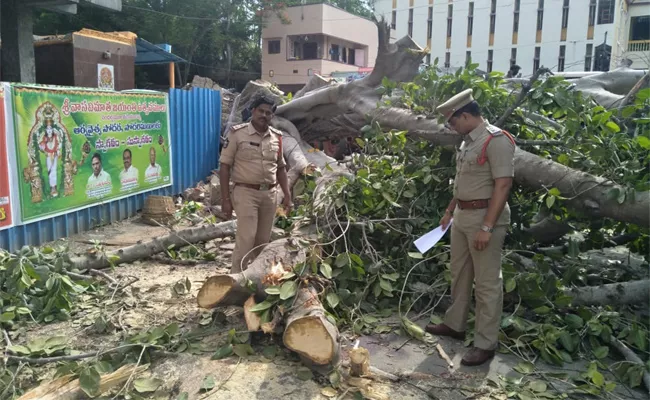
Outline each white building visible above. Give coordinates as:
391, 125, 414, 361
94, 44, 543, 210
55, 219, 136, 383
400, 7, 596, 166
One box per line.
373, 0, 649, 75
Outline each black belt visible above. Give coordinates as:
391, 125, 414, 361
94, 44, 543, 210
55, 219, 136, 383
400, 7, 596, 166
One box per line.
234, 182, 277, 191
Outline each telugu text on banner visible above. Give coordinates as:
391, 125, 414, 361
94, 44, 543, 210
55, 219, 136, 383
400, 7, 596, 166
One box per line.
10, 84, 172, 223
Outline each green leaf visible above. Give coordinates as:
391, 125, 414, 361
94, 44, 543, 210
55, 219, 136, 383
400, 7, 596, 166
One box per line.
533, 306, 551, 315
529, 380, 547, 393
379, 278, 393, 292
200, 375, 216, 392
279, 280, 298, 300
249, 300, 275, 313
133, 377, 163, 393
605, 121, 620, 133
545, 195, 556, 208
513, 361, 535, 374
233, 343, 255, 358
429, 315, 444, 325
326, 292, 340, 309
211, 344, 233, 360
636, 136, 650, 150
296, 367, 313, 381
320, 263, 333, 279
408, 252, 423, 259
335, 254, 349, 268
262, 345, 278, 359
264, 286, 281, 295
564, 314, 584, 330
7, 345, 30, 355
592, 370, 605, 387
548, 188, 561, 197
79, 368, 101, 397
0, 311, 15, 322
593, 346, 609, 359
505, 278, 516, 293
177, 393, 189, 400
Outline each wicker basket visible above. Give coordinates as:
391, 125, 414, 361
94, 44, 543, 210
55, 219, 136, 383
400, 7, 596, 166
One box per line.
141, 195, 176, 226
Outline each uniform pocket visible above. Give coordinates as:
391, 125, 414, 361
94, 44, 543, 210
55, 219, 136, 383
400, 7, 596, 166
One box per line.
263, 144, 279, 161
240, 146, 259, 161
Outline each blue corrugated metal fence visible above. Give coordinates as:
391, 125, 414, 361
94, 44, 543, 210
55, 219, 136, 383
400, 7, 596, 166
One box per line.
0, 87, 221, 252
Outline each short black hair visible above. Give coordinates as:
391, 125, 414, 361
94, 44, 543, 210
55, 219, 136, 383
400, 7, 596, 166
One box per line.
250, 95, 277, 112
92, 152, 101, 163
451, 101, 481, 119
123, 148, 132, 157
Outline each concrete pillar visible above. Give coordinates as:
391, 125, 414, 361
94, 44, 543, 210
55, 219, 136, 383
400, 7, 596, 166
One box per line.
1, 0, 36, 83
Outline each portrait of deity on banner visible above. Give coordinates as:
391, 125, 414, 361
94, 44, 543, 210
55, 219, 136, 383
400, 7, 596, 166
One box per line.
24, 102, 78, 203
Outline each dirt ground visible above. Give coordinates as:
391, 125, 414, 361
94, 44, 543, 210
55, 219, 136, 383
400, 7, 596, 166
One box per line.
14, 216, 647, 400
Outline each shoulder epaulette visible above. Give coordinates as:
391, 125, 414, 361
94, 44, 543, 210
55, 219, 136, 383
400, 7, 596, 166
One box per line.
231, 123, 248, 131
269, 126, 283, 136
486, 124, 503, 136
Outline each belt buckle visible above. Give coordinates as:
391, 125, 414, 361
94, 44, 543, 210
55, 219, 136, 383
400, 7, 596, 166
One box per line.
260, 184, 270, 191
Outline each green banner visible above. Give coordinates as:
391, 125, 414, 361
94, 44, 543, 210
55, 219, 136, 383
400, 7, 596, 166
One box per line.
10, 84, 172, 223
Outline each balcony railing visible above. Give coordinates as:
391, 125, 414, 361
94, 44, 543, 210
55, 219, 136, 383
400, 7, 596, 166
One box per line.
628, 40, 650, 52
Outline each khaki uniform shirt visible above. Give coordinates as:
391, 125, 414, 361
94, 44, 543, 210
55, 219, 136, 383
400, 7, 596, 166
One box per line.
453, 121, 515, 224
220, 122, 286, 185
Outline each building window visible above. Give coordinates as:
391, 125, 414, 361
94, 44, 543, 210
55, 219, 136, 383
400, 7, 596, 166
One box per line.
630, 16, 650, 41
466, 50, 472, 66
487, 50, 494, 72
330, 44, 340, 62
428, 7, 433, 38
597, 0, 614, 24
561, 0, 570, 29
537, 0, 544, 31
558, 45, 566, 71
445, 52, 451, 68
513, 0, 520, 33
268, 40, 281, 54
391, 10, 397, 29
585, 43, 593, 71
408, 8, 414, 37
588, 0, 597, 26
490, 0, 497, 34
467, 2, 474, 37
533, 46, 541, 72
511, 48, 517, 65
447, 5, 454, 38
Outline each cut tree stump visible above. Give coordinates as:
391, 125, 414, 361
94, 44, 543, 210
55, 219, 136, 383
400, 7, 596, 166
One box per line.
196, 238, 308, 308
349, 346, 371, 377
283, 286, 340, 366
197, 237, 340, 366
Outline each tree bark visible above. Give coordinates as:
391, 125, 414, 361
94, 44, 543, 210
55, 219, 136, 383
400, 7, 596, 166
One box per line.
282, 286, 340, 366
196, 237, 340, 366
196, 238, 307, 308
564, 279, 650, 307
70, 221, 237, 271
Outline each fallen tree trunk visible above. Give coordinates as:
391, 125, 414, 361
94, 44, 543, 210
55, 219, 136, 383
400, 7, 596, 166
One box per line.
564, 279, 650, 307
268, 20, 649, 229
609, 337, 650, 393
70, 220, 237, 270
197, 238, 307, 308
283, 286, 340, 366
197, 237, 340, 366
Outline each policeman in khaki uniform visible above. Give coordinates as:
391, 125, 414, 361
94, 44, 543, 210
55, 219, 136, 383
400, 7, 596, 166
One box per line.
425, 89, 516, 366
219, 96, 292, 273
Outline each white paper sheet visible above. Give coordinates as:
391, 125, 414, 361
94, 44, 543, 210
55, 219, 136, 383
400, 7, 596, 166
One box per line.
413, 219, 452, 254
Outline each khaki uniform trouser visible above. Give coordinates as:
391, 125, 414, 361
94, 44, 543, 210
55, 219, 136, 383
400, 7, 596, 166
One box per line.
231, 186, 277, 273
444, 208, 507, 351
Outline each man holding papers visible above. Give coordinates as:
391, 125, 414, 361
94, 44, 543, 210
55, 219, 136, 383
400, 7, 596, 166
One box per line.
425, 89, 515, 366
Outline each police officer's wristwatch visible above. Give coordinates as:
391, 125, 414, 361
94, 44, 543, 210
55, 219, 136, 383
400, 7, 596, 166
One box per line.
480, 225, 494, 233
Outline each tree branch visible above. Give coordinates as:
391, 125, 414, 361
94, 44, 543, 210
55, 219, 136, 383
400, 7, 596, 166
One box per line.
496, 67, 551, 127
